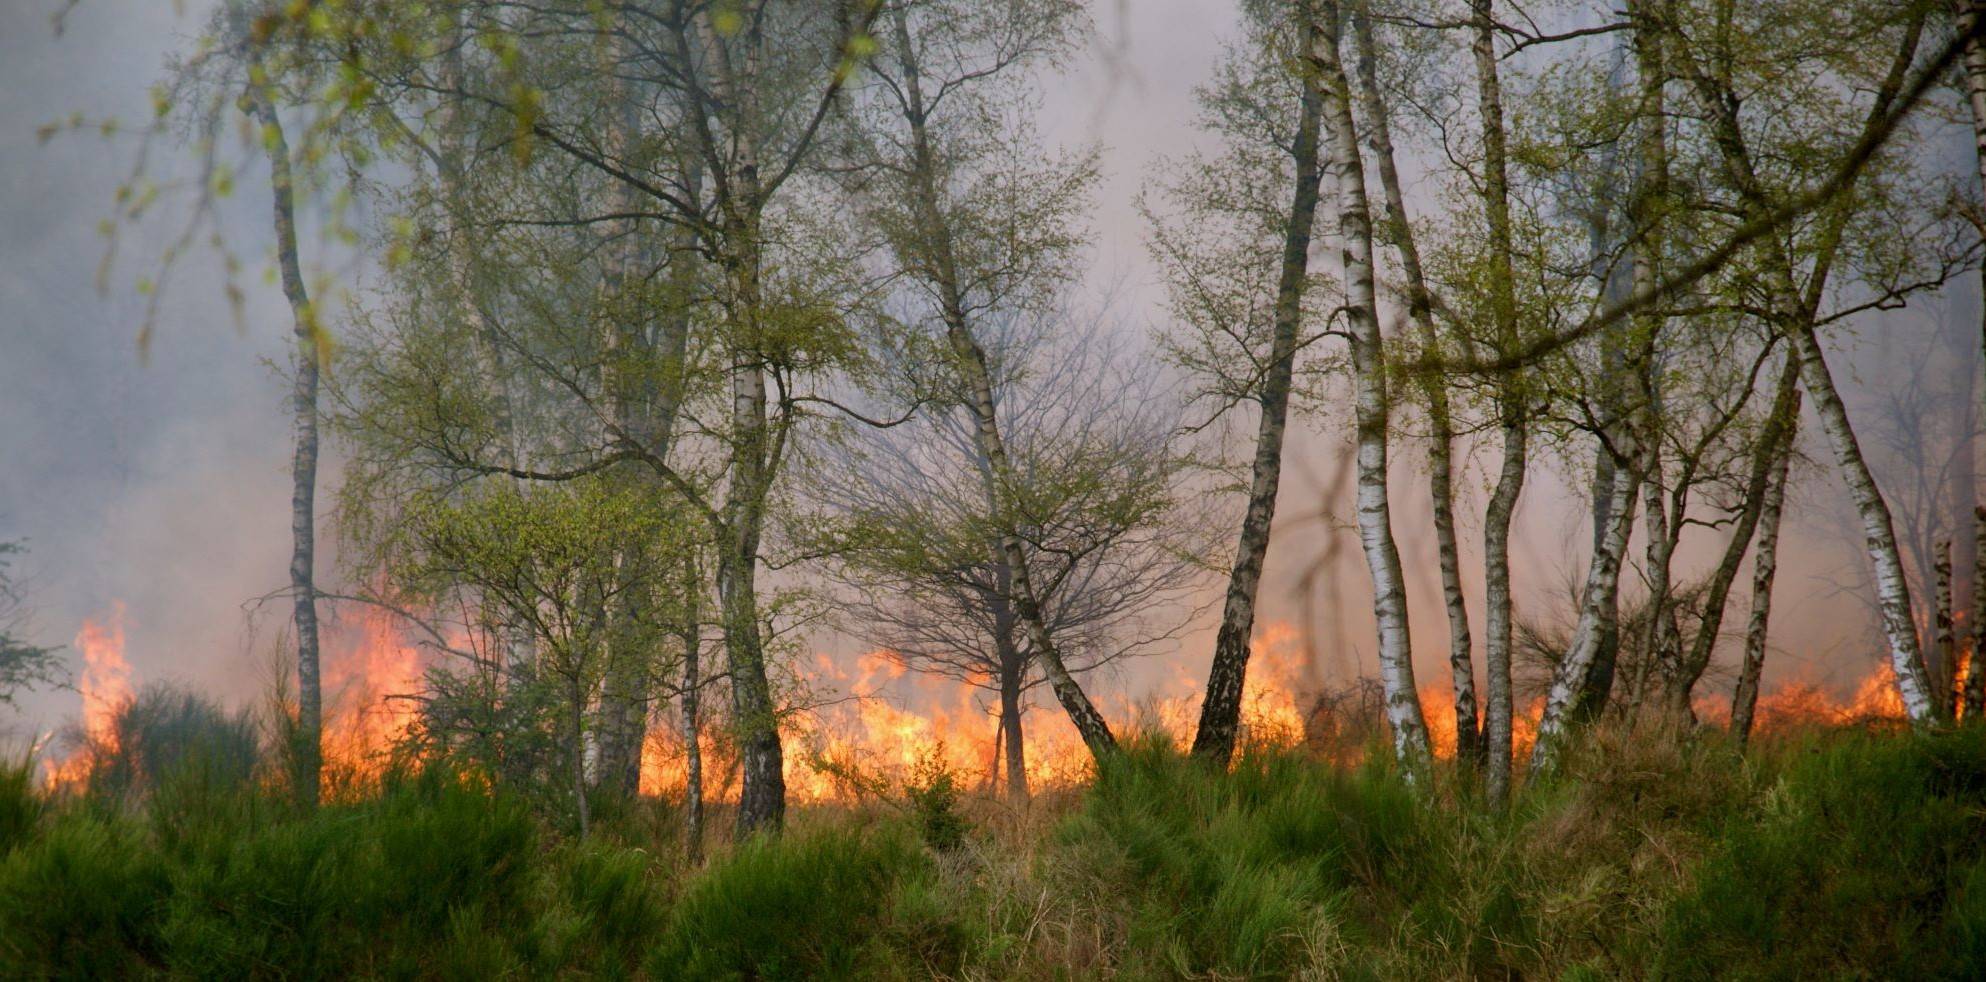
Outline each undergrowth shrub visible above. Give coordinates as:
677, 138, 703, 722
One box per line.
0, 754, 41, 854
5, 714, 1986, 979
84, 684, 260, 808
160, 769, 549, 977
905, 749, 970, 852
0, 816, 171, 978
1659, 726, 1986, 980
1047, 735, 1422, 978
648, 819, 945, 979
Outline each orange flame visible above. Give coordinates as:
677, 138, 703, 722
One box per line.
321, 606, 426, 786
639, 622, 1341, 803
40, 604, 136, 790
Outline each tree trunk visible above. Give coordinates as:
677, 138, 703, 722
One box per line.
716, 211, 785, 835
1625, 0, 1676, 720
247, 88, 322, 808
1572, 448, 1622, 722
1350, 1, 1478, 766
1482, 416, 1527, 803
691, 6, 789, 835
595, 23, 649, 795
1789, 319, 1937, 722
1573, 272, 1632, 721
998, 636, 1028, 800
1958, 0, 1986, 390
680, 613, 704, 863
1676, 356, 1802, 712
1308, 0, 1428, 766
1936, 540, 1957, 720
1730, 423, 1795, 745
1955, 1, 1986, 720
1531, 459, 1642, 773
1968, 506, 1986, 718
720, 346, 784, 833
887, 8, 1116, 759
1639, 461, 1683, 715
1191, 17, 1325, 766
1468, 0, 1527, 801
571, 676, 590, 837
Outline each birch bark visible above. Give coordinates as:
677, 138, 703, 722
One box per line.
246, 84, 322, 807
1308, 0, 1428, 765
1191, 15, 1326, 765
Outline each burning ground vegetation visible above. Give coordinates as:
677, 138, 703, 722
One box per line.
8, 608, 1986, 978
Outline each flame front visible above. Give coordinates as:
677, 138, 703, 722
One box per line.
33, 602, 1938, 803
321, 606, 427, 787
41, 603, 135, 790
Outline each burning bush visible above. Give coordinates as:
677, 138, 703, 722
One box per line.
53, 683, 261, 808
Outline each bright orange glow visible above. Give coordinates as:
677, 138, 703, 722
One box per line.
643, 621, 1360, 803
40, 603, 135, 791
33, 601, 1940, 804
321, 606, 427, 787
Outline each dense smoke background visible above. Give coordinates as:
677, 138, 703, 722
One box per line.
0, 0, 1968, 745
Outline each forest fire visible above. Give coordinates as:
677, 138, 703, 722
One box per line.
38, 602, 427, 794
39, 602, 1927, 803
38, 604, 134, 790
628, 620, 1934, 806
320, 606, 427, 787
636, 622, 1320, 803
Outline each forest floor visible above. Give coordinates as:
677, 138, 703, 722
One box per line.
4, 719, 1985, 979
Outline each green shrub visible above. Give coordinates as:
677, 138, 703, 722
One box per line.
1048, 737, 1422, 978
85, 684, 261, 809
1659, 728, 1986, 980
0, 753, 42, 854
905, 749, 970, 853
545, 839, 666, 973
649, 821, 937, 980
0, 817, 171, 978
161, 769, 545, 977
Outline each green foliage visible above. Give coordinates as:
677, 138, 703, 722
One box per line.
1048, 736, 1420, 978
160, 770, 547, 978
0, 817, 171, 978
82, 683, 261, 810
3, 724, 1986, 977
648, 821, 938, 980
0, 755, 42, 855
1660, 727, 1986, 980
904, 748, 971, 853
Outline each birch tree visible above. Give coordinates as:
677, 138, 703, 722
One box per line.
1667, 0, 1942, 724
825, 0, 1119, 759
1350, 2, 1481, 769
811, 315, 1203, 796
1303, 0, 1430, 765
1155, 2, 1331, 767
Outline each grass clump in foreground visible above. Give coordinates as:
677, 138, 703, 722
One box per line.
3, 721, 1986, 978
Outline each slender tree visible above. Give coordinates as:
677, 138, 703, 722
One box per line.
1183, 4, 1330, 766
1350, 0, 1479, 767
1730, 414, 1798, 744
1304, 0, 1429, 765
243, 63, 324, 806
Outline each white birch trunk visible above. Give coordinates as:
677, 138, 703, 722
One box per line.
1531, 461, 1641, 773
1308, 2, 1428, 765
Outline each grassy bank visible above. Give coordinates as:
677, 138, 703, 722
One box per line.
4, 722, 1985, 979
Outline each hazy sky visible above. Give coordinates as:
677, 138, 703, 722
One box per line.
0, 0, 1252, 738
0, 0, 1962, 743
